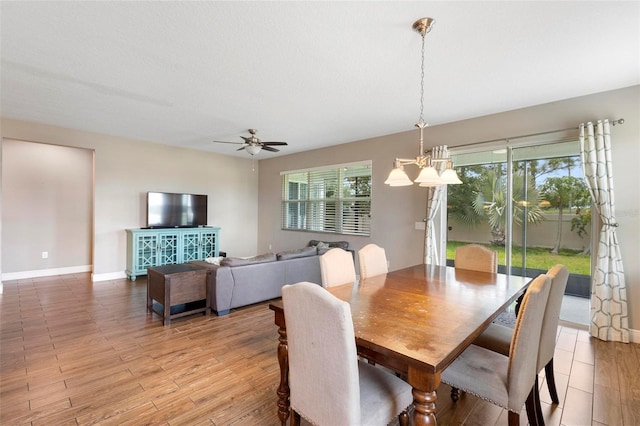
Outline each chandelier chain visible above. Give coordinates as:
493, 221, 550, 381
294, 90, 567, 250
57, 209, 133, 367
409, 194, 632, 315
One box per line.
418, 31, 426, 125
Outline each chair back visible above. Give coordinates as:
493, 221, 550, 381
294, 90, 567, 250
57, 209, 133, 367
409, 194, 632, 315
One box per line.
282, 282, 361, 425
507, 274, 551, 411
455, 244, 497, 273
538, 264, 569, 369
358, 243, 389, 279
319, 248, 356, 288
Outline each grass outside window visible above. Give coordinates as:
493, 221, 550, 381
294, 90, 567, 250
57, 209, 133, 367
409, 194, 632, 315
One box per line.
446, 241, 590, 275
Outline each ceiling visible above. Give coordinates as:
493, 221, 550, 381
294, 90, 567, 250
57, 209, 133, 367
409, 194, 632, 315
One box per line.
1, 1, 638, 158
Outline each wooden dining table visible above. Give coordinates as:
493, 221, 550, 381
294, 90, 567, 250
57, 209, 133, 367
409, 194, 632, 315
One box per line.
269, 264, 531, 425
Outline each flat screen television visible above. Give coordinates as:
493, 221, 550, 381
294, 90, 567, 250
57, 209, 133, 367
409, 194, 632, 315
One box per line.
146, 192, 208, 228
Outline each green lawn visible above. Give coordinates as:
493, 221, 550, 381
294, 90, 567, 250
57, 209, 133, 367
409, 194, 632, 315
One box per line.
446, 241, 591, 275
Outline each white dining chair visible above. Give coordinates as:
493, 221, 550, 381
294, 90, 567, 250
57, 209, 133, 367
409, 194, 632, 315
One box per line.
319, 247, 356, 288
473, 264, 570, 419
442, 273, 552, 426
454, 244, 497, 273
357, 243, 389, 279
282, 282, 412, 426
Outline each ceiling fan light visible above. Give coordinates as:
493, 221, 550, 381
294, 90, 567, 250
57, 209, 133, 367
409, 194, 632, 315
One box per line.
245, 145, 262, 155
384, 167, 413, 186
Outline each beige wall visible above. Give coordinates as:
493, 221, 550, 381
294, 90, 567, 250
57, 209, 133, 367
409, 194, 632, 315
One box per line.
2, 140, 93, 273
1, 119, 260, 280
258, 85, 640, 331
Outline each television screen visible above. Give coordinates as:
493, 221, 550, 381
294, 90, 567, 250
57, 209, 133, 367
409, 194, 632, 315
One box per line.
147, 192, 208, 228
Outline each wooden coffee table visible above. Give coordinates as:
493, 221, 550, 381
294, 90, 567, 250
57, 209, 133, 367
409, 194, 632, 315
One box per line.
147, 263, 209, 325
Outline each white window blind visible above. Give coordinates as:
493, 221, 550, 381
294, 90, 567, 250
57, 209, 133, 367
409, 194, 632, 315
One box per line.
281, 162, 371, 236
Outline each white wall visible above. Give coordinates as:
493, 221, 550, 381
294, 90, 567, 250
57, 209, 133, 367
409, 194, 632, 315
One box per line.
1, 118, 260, 280
258, 85, 640, 332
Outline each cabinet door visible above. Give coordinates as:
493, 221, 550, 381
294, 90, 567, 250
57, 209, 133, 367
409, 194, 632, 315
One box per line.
200, 230, 218, 258
136, 233, 159, 270
158, 233, 179, 265
181, 230, 202, 262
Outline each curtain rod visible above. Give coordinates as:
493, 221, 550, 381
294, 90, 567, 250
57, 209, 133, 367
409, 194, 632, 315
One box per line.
452, 118, 625, 149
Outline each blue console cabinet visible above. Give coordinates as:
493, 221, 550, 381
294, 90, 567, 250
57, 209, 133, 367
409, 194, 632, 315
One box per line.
126, 227, 220, 280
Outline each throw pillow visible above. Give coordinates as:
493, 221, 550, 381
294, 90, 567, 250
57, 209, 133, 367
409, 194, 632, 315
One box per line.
308, 240, 349, 250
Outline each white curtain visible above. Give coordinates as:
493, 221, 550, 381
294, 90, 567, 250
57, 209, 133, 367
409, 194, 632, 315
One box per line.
579, 120, 630, 343
424, 184, 445, 265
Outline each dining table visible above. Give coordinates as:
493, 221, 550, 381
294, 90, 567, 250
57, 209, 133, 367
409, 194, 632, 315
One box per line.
269, 263, 531, 425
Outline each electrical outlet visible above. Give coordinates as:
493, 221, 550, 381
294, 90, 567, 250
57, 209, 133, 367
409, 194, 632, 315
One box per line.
42, 251, 48, 259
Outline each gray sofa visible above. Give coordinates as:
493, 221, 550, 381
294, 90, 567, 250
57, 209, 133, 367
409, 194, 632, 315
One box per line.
190, 246, 323, 316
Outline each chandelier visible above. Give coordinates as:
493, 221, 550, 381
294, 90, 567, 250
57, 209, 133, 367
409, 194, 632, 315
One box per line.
384, 18, 462, 187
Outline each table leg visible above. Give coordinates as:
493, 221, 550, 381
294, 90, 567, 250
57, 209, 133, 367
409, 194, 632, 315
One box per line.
408, 367, 439, 425
275, 323, 290, 425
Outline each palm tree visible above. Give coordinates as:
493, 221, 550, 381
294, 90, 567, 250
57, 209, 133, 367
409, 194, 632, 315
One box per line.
540, 176, 588, 254
449, 165, 544, 246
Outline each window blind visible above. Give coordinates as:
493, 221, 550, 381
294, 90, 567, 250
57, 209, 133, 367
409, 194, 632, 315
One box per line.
281, 161, 371, 236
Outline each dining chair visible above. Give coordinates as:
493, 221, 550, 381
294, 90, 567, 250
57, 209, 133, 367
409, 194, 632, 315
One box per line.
442, 273, 552, 426
282, 282, 412, 426
473, 264, 570, 418
454, 244, 497, 273
357, 243, 389, 279
319, 247, 357, 288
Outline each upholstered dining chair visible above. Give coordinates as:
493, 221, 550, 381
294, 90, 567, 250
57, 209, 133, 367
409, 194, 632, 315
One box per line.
442, 273, 552, 426
454, 244, 497, 273
282, 282, 412, 426
473, 264, 570, 419
357, 243, 389, 279
319, 247, 357, 288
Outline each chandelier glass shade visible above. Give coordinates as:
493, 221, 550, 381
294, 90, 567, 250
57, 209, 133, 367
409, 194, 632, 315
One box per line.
385, 17, 462, 187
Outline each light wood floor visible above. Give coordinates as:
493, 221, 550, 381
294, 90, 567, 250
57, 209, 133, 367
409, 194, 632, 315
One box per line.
1, 273, 638, 425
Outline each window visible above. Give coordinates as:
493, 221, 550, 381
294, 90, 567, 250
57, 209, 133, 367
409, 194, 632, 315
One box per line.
281, 161, 371, 236
445, 139, 592, 306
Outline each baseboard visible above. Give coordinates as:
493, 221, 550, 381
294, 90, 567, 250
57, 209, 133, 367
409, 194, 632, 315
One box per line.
1, 265, 92, 281
559, 319, 640, 343
92, 271, 128, 282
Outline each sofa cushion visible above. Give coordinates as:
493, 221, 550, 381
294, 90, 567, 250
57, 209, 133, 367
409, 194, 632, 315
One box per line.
277, 246, 317, 261
308, 240, 349, 250
220, 253, 277, 267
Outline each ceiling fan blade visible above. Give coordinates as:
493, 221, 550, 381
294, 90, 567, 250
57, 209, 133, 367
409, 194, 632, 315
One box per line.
236, 146, 247, 151
212, 140, 244, 145
262, 146, 280, 152
261, 141, 288, 146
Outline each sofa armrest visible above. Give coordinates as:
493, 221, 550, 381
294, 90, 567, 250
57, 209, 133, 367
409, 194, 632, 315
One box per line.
189, 261, 234, 315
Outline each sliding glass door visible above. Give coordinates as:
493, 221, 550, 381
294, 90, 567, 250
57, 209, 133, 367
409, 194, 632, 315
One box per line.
446, 141, 591, 323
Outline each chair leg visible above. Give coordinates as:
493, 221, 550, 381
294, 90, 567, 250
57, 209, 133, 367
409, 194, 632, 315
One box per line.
525, 387, 545, 426
398, 409, 409, 426
290, 410, 301, 426
534, 375, 544, 425
450, 387, 461, 402
545, 358, 560, 404
507, 411, 520, 426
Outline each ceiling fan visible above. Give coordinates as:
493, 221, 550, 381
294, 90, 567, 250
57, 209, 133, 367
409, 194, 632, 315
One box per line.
212, 129, 288, 155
